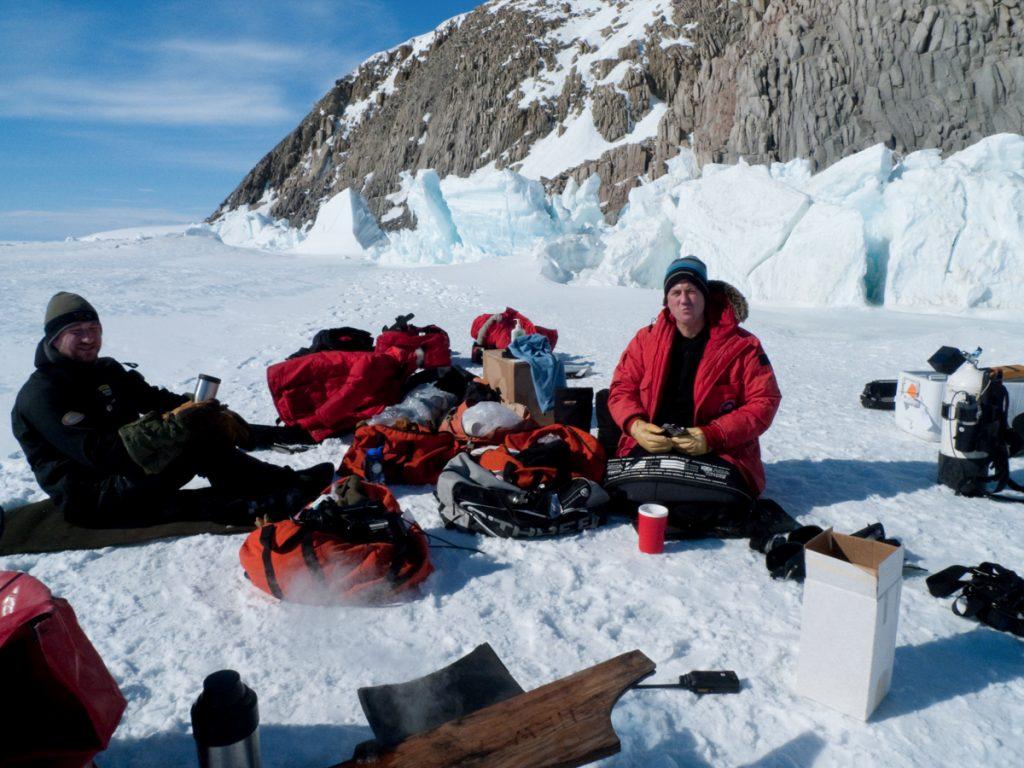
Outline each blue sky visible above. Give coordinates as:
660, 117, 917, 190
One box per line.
0, 0, 480, 240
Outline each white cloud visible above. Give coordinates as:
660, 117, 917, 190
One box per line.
0, 76, 292, 125
155, 38, 306, 64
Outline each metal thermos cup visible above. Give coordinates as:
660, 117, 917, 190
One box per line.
191, 670, 262, 768
194, 374, 221, 402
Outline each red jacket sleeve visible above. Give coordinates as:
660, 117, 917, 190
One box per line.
607, 331, 648, 434
702, 343, 781, 451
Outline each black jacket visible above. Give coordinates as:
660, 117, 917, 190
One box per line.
11, 341, 188, 516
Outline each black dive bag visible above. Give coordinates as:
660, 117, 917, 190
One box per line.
860, 379, 897, 410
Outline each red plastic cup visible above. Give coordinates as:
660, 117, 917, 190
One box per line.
637, 503, 669, 554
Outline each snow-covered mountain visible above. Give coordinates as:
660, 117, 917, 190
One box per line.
213, 0, 1024, 229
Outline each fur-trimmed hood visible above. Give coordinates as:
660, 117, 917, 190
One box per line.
655, 279, 749, 332
708, 280, 749, 324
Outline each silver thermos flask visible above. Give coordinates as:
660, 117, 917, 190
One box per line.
194, 374, 221, 402
191, 670, 262, 768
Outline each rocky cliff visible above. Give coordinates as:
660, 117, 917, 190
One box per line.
213, 0, 1024, 228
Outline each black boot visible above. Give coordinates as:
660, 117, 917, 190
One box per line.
294, 462, 335, 499
226, 462, 335, 523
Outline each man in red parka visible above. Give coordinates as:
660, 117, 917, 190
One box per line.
607, 256, 780, 497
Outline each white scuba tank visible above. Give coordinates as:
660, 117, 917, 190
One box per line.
940, 359, 988, 460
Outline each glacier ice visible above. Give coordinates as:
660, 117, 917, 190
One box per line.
441, 168, 560, 255
293, 187, 386, 256
747, 202, 867, 306
881, 134, 1024, 308
553, 174, 604, 232
381, 170, 466, 264
673, 161, 812, 290
210, 204, 300, 251
540, 135, 1023, 310
210, 133, 1024, 312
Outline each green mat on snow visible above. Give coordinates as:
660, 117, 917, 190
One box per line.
0, 499, 252, 556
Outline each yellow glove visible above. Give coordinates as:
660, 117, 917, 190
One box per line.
220, 408, 254, 449
166, 398, 219, 426
164, 399, 251, 450
629, 420, 674, 454
672, 427, 709, 456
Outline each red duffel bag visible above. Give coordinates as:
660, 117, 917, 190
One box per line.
341, 424, 461, 485
470, 307, 558, 353
267, 348, 414, 441
239, 479, 433, 605
0, 571, 126, 768
376, 314, 452, 369
478, 424, 606, 489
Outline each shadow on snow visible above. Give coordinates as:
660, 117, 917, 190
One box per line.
765, 459, 937, 517
101, 722, 373, 767
874, 627, 1024, 721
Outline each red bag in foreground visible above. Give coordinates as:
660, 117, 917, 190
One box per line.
239, 480, 433, 605
0, 571, 126, 768
470, 308, 558, 351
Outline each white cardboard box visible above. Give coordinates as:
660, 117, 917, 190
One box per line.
894, 370, 946, 442
795, 529, 903, 720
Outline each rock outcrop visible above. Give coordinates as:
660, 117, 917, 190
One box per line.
212, 0, 1024, 229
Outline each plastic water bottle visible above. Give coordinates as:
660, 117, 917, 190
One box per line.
364, 446, 386, 485
511, 318, 525, 341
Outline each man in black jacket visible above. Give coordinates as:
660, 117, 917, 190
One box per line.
11, 292, 331, 526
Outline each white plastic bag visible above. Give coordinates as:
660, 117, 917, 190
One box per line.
368, 384, 459, 429
460, 401, 528, 438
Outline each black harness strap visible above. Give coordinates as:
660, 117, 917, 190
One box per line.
301, 537, 326, 585
986, 384, 1024, 501
928, 562, 1024, 637
259, 526, 284, 599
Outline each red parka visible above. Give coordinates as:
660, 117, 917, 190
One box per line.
607, 282, 780, 495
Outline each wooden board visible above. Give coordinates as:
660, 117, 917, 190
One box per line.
332, 650, 655, 768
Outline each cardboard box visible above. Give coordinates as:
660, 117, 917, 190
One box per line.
481, 349, 554, 425
795, 529, 903, 720
894, 370, 946, 442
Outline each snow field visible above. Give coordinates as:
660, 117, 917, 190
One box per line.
2, 236, 1024, 766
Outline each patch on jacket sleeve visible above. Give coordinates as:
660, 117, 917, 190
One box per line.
758, 352, 772, 367
61, 411, 86, 426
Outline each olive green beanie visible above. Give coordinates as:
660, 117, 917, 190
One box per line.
44, 292, 100, 343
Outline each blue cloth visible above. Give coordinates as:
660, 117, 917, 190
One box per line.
507, 333, 566, 414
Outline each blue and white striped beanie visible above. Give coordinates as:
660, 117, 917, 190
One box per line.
663, 256, 709, 298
